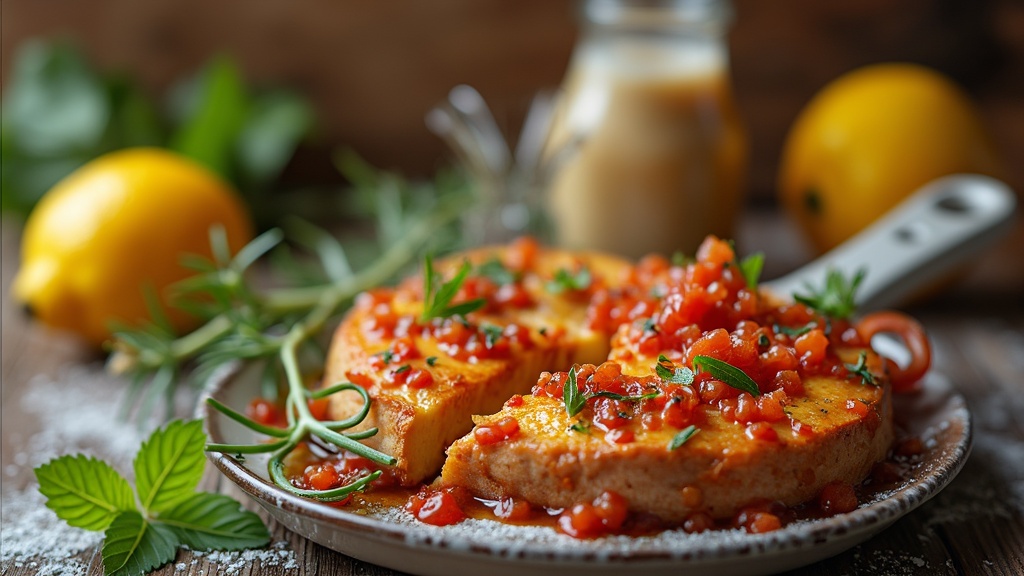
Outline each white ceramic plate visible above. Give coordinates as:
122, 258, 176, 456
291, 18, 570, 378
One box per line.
201, 363, 971, 576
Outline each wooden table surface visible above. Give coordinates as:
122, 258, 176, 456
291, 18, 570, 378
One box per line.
2, 214, 1022, 576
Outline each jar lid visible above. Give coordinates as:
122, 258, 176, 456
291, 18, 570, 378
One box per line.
581, 0, 732, 30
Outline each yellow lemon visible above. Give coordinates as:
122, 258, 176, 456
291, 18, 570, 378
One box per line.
779, 63, 1004, 253
13, 148, 253, 346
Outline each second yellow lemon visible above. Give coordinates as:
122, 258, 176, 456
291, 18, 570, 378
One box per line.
779, 63, 1003, 253
13, 148, 253, 346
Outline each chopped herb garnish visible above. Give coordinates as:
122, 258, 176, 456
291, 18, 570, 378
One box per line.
376, 349, 395, 364
569, 422, 591, 434
641, 318, 659, 334
591, 390, 660, 403
736, 252, 765, 290
773, 322, 817, 337
477, 258, 518, 286
426, 356, 438, 366
420, 255, 486, 322
395, 364, 411, 374
563, 366, 586, 417
757, 333, 771, 348
793, 268, 866, 320
538, 327, 548, 337
692, 355, 760, 397
656, 355, 694, 385
668, 425, 699, 450
671, 252, 694, 267
481, 323, 504, 348
844, 351, 878, 386
546, 266, 592, 294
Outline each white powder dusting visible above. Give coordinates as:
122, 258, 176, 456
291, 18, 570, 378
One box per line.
0, 487, 100, 576
1, 363, 296, 574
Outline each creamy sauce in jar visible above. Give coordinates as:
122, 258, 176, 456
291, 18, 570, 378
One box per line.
546, 25, 747, 259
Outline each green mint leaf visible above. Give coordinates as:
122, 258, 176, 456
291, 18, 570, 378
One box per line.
668, 425, 699, 450
546, 266, 592, 294
563, 366, 586, 417
773, 322, 817, 337
157, 493, 270, 550
102, 510, 178, 576
134, 419, 206, 514
692, 355, 761, 397
844, 351, 878, 386
34, 455, 135, 531
793, 268, 866, 320
738, 252, 764, 290
656, 355, 694, 385
477, 258, 518, 286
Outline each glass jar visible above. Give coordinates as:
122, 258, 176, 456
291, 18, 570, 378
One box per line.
545, 0, 747, 259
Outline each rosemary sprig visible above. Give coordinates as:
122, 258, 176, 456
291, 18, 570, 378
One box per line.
420, 256, 485, 322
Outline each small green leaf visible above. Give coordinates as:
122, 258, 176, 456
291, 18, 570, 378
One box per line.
134, 420, 206, 514
546, 267, 592, 294
773, 322, 817, 337
563, 366, 586, 417
793, 268, 866, 320
236, 90, 313, 187
668, 425, 699, 450
692, 355, 760, 397
102, 511, 178, 576
157, 493, 269, 550
569, 422, 591, 434
34, 455, 135, 531
481, 323, 504, 348
590, 391, 660, 402
737, 252, 764, 290
420, 257, 486, 322
477, 258, 518, 286
656, 355, 694, 385
426, 356, 438, 366
844, 351, 878, 386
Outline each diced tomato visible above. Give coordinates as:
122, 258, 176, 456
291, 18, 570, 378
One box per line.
406, 488, 466, 526
474, 416, 520, 445
818, 481, 858, 515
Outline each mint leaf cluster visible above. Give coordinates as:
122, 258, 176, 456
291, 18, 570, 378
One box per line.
34, 419, 269, 576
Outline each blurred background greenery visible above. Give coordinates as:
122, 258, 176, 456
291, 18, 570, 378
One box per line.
2, 0, 1022, 290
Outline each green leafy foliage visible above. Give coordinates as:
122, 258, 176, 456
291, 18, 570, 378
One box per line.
737, 252, 765, 290
158, 493, 271, 549
844, 351, 879, 386
134, 420, 206, 513
420, 256, 485, 322
476, 258, 518, 286
563, 366, 586, 417
668, 425, 700, 450
656, 355, 695, 385
102, 511, 178, 576
34, 455, 135, 530
793, 268, 867, 320
692, 355, 761, 397
34, 420, 270, 576
546, 266, 592, 294
1, 40, 311, 218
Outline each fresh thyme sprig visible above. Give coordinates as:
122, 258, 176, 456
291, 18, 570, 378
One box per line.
420, 256, 486, 323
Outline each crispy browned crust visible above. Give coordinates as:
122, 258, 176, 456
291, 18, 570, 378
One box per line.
323, 246, 633, 485
441, 353, 892, 521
